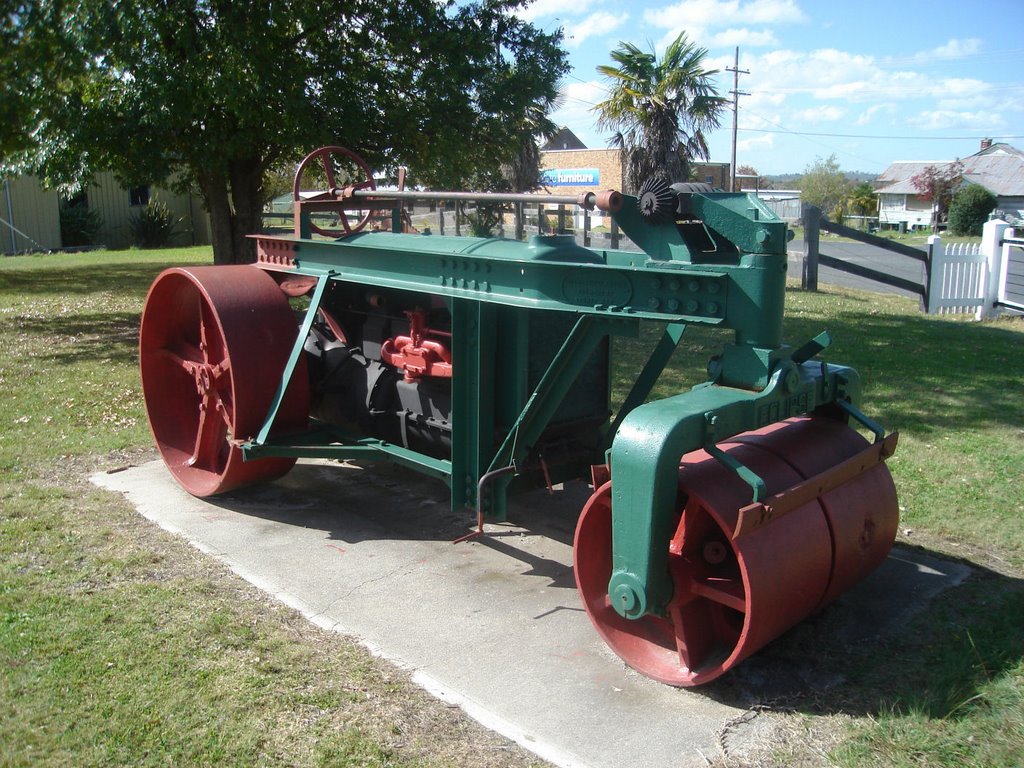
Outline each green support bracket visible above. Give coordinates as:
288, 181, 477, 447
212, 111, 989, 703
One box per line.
248, 434, 452, 481
253, 272, 332, 447
836, 398, 886, 443
486, 314, 625, 478
603, 321, 687, 451
703, 413, 767, 504
606, 360, 857, 621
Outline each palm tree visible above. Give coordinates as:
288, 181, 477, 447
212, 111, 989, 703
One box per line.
847, 181, 877, 230
593, 33, 728, 193
503, 95, 563, 192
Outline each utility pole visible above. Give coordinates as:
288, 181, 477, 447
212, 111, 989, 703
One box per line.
726, 47, 749, 192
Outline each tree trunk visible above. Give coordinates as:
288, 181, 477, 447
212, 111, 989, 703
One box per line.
229, 158, 265, 264
200, 173, 235, 265
197, 159, 265, 265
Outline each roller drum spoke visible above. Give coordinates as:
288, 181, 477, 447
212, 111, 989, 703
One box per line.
187, 393, 227, 470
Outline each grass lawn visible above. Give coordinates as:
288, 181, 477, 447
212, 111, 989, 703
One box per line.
1, 245, 1022, 767
0, 247, 539, 768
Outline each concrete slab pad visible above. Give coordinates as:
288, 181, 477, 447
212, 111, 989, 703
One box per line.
93, 459, 971, 768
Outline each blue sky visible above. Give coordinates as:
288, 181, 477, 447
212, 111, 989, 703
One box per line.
515, 0, 1024, 177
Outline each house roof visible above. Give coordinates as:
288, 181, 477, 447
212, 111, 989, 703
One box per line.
962, 153, 1024, 196
875, 161, 944, 194
542, 127, 588, 151
875, 143, 1024, 197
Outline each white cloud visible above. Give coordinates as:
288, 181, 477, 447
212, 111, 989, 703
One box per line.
934, 38, 983, 58
737, 131, 774, 153
564, 11, 629, 48
744, 49, 939, 104
746, 91, 786, 109
855, 103, 897, 126
791, 105, 846, 123
709, 28, 777, 47
737, 110, 784, 131
907, 110, 1005, 132
934, 78, 990, 98
891, 37, 984, 65
645, 0, 803, 52
644, 0, 805, 29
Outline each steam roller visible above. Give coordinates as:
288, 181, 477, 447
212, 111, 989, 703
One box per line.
139, 145, 899, 686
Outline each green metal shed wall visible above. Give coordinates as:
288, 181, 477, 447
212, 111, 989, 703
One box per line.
87, 172, 211, 249
2, 176, 62, 254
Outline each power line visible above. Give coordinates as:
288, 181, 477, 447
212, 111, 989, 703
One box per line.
739, 110, 888, 168
738, 127, 1024, 140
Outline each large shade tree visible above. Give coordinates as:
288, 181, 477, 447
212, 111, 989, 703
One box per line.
593, 33, 727, 193
1, 0, 568, 262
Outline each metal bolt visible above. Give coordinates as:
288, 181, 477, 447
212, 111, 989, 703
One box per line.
687, 279, 700, 292
686, 299, 699, 313
703, 540, 728, 565
613, 584, 638, 614
648, 297, 661, 310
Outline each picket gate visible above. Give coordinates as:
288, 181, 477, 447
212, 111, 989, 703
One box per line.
926, 238, 987, 316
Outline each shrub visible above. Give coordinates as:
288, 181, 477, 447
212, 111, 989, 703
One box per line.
464, 204, 502, 237
129, 201, 181, 248
59, 201, 103, 247
948, 184, 997, 236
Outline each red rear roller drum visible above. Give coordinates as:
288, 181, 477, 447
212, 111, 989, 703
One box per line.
139, 266, 309, 497
574, 416, 898, 686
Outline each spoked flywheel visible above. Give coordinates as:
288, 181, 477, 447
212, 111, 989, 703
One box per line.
139, 266, 309, 497
574, 416, 898, 686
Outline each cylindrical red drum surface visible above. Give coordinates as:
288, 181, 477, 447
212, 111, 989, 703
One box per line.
574, 416, 898, 686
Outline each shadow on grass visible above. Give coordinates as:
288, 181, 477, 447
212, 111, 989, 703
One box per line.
701, 557, 1024, 727
782, 291, 1024, 436
0, 311, 141, 366
0, 261, 191, 298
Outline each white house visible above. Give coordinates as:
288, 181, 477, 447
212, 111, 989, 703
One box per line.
875, 140, 1024, 230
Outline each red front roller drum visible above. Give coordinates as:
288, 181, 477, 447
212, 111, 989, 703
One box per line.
139, 266, 309, 497
573, 416, 899, 686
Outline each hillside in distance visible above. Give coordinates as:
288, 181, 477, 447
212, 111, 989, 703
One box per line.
762, 171, 879, 188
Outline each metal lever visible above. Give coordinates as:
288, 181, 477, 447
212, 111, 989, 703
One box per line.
792, 330, 832, 365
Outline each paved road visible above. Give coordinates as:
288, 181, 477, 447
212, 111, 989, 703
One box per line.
582, 232, 929, 300
789, 239, 928, 299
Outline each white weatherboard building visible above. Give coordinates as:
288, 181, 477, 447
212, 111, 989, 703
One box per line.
876, 141, 1024, 230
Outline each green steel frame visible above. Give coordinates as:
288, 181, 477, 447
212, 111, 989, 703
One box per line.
241, 189, 885, 623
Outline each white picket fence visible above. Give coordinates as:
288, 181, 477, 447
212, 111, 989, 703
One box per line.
927, 240, 986, 315
927, 219, 1021, 319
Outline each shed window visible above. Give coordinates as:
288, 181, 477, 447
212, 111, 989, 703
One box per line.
129, 185, 151, 207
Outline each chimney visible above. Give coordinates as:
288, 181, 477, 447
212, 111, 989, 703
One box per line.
981, 138, 993, 150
